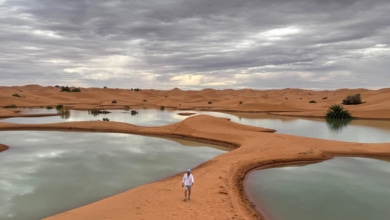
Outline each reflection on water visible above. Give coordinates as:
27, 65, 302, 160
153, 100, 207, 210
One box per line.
0, 131, 226, 220
325, 118, 352, 131
3, 109, 390, 219
0, 109, 185, 126
3, 109, 390, 143
246, 157, 390, 220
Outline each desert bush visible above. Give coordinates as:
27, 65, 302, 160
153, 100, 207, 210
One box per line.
322, 97, 328, 100
12, 93, 21, 97
58, 107, 70, 116
326, 104, 352, 119
102, 118, 110, 121
60, 86, 81, 92
342, 94, 362, 105
89, 109, 110, 115
239, 101, 243, 104
160, 106, 165, 111
131, 110, 138, 115
4, 104, 17, 108
309, 100, 316, 103
71, 87, 81, 92
208, 101, 212, 104
46, 106, 53, 109
56, 104, 64, 110
60, 86, 71, 92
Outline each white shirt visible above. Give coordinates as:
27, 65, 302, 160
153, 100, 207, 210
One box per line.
182, 173, 194, 186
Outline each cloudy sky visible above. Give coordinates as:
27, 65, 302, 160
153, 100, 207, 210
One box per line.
0, 0, 389, 90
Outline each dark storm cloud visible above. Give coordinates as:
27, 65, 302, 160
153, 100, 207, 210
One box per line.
0, 0, 389, 89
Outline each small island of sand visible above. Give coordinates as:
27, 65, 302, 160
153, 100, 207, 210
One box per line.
1, 85, 390, 220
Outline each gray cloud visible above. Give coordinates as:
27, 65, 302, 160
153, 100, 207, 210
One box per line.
0, 0, 389, 89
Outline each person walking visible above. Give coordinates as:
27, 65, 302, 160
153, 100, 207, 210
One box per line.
182, 169, 194, 201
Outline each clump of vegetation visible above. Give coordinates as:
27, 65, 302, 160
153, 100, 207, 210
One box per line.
4, 104, 18, 108
60, 86, 71, 92
131, 110, 138, 115
89, 109, 111, 115
326, 104, 352, 120
102, 118, 110, 121
60, 86, 81, 92
56, 104, 70, 117
143, 99, 147, 102
71, 87, 81, 92
46, 106, 53, 109
56, 104, 64, 110
131, 88, 141, 92
322, 97, 328, 100
12, 93, 21, 97
208, 101, 212, 104
342, 94, 362, 105
160, 106, 165, 111
309, 100, 317, 103
124, 106, 131, 110
239, 101, 243, 104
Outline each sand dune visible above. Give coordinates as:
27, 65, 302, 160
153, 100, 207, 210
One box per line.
1, 85, 390, 220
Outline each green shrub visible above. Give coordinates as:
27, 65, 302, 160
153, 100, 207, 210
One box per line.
56, 104, 64, 110
309, 100, 316, 103
60, 86, 81, 92
342, 94, 362, 105
326, 104, 352, 119
12, 93, 21, 97
60, 86, 71, 92
4, 104, 17, 108
131, 110, 138, 115
71, 87, 81, 92
58, 107, 70, 116
89, 109, 110, 115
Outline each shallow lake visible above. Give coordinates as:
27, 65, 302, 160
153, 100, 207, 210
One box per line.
2, 109, 390, 219
0, 131, 227, 220
3, 109, 390, 143
246, 157, 390, 220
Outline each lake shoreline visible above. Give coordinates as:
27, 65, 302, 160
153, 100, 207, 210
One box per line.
1, 85, 390, 219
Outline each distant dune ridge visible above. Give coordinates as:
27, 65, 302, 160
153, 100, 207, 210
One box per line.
1, 85, 390, 119
1, 85, 390, 220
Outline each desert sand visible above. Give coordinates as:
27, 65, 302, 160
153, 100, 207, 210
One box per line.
1, 85, 390, 220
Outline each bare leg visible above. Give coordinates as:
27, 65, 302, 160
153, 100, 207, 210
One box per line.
184, 187, 188, 201
188, 189, 191, 200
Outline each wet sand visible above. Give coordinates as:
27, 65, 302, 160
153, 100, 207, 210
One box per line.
1, 85, 390, 220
